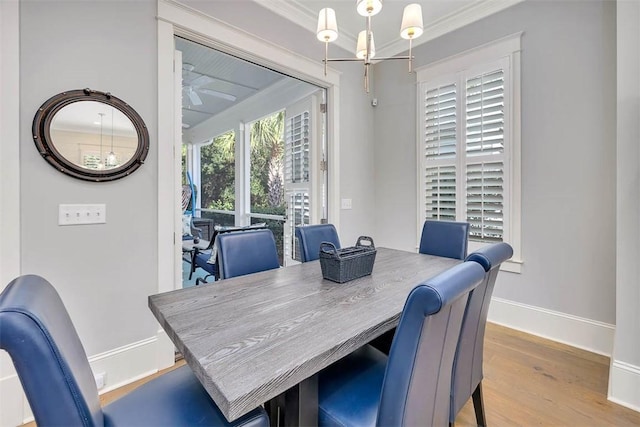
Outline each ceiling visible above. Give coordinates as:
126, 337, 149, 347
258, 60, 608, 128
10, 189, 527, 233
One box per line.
177, 1, 523, 129
177, 37, 286, 130
259, 0, 523, 58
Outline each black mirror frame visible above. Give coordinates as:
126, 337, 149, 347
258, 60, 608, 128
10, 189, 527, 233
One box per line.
33, 88, 150, 182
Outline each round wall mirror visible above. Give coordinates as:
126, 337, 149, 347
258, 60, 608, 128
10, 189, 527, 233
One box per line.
33, 88, 149, 182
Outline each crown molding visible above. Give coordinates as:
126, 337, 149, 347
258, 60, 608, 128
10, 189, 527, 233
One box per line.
256, 0, 357, 54
256, 0, 525, 63
376, 0, 525, 58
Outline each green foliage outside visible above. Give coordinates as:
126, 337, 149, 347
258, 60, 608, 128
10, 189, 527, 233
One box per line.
249, 111, 286, 215
189, 111, 287, 263
200, 131, 235, 211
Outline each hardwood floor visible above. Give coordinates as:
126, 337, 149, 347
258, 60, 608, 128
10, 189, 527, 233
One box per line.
23, 323, 640, 426
454, 323, 640, 426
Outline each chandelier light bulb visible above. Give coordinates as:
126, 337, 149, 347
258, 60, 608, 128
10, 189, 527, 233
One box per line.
400, 3, 424, 39
356, 0, 383, 17
317, 8, 338, 42
107, 152, 117, 167
356, 31, 376, 59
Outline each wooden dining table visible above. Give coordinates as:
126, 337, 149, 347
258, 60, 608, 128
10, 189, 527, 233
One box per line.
148, 247, 460, 425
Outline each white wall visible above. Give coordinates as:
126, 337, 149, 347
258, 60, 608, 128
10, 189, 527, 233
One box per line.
609, 0, 640, 411
373, 0, 617, 351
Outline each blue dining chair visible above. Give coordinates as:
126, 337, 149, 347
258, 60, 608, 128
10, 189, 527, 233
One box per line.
450, 242, 513, 427
0, 275, 269, 427
217, 229, 280, 279
371, 220, 471, 355
318, 261, 485, 427
419, 219, 471, 260
190, 224, 269, 284
295, 224, 341, 262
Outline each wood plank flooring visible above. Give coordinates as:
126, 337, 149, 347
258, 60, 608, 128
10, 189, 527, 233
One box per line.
23, 322, 640, 426
454, 323, 640, 426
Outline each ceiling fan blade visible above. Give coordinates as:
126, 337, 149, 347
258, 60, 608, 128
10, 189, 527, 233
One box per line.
198, 88, 237, 102
190, 74, 215, 87
187, 88, 203, 106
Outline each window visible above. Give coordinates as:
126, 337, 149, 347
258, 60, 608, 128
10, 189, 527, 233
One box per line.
417, 34, 521, 271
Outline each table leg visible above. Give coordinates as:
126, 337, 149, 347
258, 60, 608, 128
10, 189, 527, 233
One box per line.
283, 374, 318, 427
267, 375, 318, 427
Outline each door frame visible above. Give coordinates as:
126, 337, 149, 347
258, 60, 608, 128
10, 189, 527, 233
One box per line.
157, 0, 341, 295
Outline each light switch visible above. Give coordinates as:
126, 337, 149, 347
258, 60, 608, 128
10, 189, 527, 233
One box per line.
59, 204, 106, 225
341, 198, 352, 210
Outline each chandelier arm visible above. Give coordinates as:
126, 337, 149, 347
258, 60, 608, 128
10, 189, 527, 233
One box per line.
364, 62, 370, 93
366, 15, 372, 65
325, 58, 369, 62
324, 41, 328, 76
409, 38, 413, 73
325, 56, 411, 62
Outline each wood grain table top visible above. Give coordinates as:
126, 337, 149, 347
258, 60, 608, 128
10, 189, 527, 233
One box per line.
148, 247, 459, 421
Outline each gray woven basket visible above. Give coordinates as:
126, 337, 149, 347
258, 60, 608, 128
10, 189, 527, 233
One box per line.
319, 236, 376, 283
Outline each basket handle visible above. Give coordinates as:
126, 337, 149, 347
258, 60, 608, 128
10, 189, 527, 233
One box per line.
356, 236, 375, 248
320, 241, 338, 256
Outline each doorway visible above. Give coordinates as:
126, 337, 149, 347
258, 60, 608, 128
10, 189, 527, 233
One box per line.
156, 3, 341, 300
178, 37, 327, 285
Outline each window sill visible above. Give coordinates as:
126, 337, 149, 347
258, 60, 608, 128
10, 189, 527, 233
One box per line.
501, 259, 522, 274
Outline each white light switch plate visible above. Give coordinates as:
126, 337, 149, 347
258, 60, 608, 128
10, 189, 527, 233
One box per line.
59, 204, 106, 225
341, 198, 352, 210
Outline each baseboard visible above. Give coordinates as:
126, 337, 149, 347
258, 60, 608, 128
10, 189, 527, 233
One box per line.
88, 336, 161, 394
609, 360, 640, 412
488, 297, 615, 356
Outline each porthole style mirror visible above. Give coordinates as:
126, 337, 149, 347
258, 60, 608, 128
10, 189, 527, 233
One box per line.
33, 88, 149, 182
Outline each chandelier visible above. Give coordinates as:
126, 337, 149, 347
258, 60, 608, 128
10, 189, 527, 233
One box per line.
317, 0, 424, 92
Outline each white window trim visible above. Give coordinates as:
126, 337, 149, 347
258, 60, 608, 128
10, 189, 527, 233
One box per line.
416, 32, 522, 273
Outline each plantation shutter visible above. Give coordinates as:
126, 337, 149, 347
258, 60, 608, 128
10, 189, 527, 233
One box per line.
423, 81, 458, 221
284, 98, 314, 264
285, 111, 310, 184
417, 36, 520, 263
465, 69, 505, 242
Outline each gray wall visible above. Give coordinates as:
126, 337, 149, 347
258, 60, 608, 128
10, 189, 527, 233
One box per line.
17, 0, 377, 358
20, 0, 158, 355
13, 0, 623, 407
372, 0, 617, 324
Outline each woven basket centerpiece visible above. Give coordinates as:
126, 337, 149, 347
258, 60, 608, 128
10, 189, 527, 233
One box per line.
319, 236, 377, 283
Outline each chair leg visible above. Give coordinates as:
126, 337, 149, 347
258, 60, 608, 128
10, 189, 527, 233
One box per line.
472, 382, 487, 427
189, 251, 198, 280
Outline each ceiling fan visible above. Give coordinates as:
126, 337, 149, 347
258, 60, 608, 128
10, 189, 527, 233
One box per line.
182, 63, 237, 106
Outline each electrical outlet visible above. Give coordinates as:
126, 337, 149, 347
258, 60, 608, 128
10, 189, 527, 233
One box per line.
59, 204, 106, 225
94, 372, 106, 389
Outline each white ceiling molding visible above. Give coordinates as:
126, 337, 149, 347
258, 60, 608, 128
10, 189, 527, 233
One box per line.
376, 0, 526, 58
259, 0, 526, 60
256, 0, 357, 54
